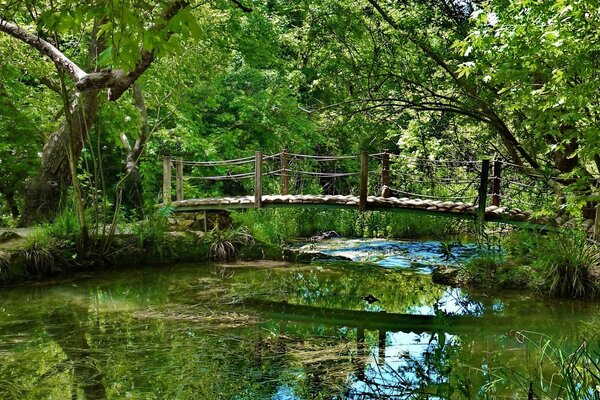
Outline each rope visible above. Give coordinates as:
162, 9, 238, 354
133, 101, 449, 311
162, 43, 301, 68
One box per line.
182, 158, 255, 167
184, 172, 254, 180
287, 153, 358, 161
278, 169, 358, 177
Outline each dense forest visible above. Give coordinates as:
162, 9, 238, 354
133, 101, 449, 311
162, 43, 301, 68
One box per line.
2, 1, 600, 399
1, 0, 599, 225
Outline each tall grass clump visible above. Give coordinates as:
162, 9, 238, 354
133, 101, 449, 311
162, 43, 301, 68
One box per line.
504, 230, 599, 298
509, 334, 600, 400
20, 228, 59, 275
131, 213, 172, 260
206, 226, 254, 261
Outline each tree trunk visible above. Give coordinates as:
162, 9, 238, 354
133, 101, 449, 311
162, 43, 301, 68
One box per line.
4, 191, 19, 219
19, 90, 100, 226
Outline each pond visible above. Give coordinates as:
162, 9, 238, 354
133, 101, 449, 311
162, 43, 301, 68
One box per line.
0, 239, 598, 399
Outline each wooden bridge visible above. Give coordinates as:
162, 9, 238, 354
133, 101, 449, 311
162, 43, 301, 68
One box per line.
160, 151, 573, 227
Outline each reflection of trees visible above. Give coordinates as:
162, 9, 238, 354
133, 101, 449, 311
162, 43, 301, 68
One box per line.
45, 302, 107, 400
232, 263, 448, 314
2, 261, 600, 398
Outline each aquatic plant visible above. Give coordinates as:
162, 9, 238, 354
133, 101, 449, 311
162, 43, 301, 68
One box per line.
206, 227, 254, 261
20, 229, 59, 275
533, 234, 599, 298
0, 250, 10, 280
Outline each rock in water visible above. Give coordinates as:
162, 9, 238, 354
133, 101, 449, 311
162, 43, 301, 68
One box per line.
361, 294, 379, 304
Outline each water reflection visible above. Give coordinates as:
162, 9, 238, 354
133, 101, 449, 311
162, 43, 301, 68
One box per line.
0, 239, 598, 399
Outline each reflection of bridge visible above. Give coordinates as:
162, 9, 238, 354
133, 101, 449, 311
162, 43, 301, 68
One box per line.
240, 299, 558, 337
160, 151, 570, 227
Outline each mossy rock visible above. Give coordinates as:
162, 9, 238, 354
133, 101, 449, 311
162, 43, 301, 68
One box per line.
432, 265, 460, 287
0, 231, 21, 243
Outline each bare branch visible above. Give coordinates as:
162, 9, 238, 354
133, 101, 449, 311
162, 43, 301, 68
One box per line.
230, 0, 252, 13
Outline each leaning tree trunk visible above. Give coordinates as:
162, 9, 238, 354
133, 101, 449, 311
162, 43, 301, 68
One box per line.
19, 90, 100, 226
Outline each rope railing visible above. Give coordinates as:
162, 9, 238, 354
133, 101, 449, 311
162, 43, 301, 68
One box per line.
161, 151, 559, 220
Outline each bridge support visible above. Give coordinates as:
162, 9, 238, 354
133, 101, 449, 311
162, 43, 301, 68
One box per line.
162, 156, 171, 204
176, 156, 184, 202
477, 159, 490, 230
381, 150, 390, 198
491, 159, 502, 207
359, 151, 369, 212
254, 151, 263, 208
281, 149, 289, 195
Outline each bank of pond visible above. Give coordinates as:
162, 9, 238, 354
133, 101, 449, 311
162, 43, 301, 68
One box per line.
0, 238, 599, 399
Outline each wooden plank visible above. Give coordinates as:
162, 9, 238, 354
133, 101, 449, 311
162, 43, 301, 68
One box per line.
477, 159, 490, 228
162, 156, 172, 204
254, 151, 263, 208
281, 149, 289, 195
176, 156, 184, 201
491, 159, 502, 207
359, 151, 369, 212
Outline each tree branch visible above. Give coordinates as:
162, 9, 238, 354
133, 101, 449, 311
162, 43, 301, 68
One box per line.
0, 0, 189, 101
230, 0, 252, 13
0, 17, 86, 81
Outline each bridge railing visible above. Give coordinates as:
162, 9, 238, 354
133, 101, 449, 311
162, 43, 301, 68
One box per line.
161, 152, 556, 218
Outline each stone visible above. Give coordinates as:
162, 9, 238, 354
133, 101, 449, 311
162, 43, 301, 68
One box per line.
0, 231, 21, 243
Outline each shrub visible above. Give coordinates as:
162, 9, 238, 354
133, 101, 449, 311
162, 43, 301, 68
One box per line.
205, 226, 254, 261
532, 233, 599, 298
501, 229, 600, 298
131, 214, 173, 260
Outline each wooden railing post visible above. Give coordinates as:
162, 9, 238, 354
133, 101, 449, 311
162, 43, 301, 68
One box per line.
281, 149, 289, 195
359, 151, 369, 212
477, 158, 490, 227
491, 159, 502, 207
254, 151, 263, 208
176, 156, 184, 201
162, 156, 172, 204
381, 149, 390, 190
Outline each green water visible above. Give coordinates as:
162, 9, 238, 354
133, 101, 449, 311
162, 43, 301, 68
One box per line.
0, 239, 599, 399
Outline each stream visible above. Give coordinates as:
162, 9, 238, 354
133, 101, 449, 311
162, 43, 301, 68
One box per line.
0, 238, 598, 399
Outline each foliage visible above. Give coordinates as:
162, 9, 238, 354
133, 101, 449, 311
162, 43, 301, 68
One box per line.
233, 208, 466, 245
130, 213, 173, 260
205, 226, 254, 261
531, 233, 599, 298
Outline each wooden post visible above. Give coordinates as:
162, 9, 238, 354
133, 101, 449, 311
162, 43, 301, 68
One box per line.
162, 156, 172, 204
477, 159, 490, 227
491, 159, 502, 207
254, 151, 263, 208
359, 151, 369, 212
281, 149, 289, 195
378, 329, 386, 363
176, 156, 184, 201
381, 149, 390, 190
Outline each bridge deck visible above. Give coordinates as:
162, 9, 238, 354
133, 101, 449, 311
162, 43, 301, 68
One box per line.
168, 194, 541, 224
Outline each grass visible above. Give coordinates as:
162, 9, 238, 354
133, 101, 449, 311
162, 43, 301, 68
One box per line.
459, 229, 600, 298
512, 333, 600, 400
232, 208, 469, 245
205, 226, 254, 261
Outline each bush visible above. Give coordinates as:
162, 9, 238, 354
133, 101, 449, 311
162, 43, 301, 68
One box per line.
503, 230, 599, 298
131, 214, 173, 260
205, 226, 254, 261
532, 233, 599, 298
